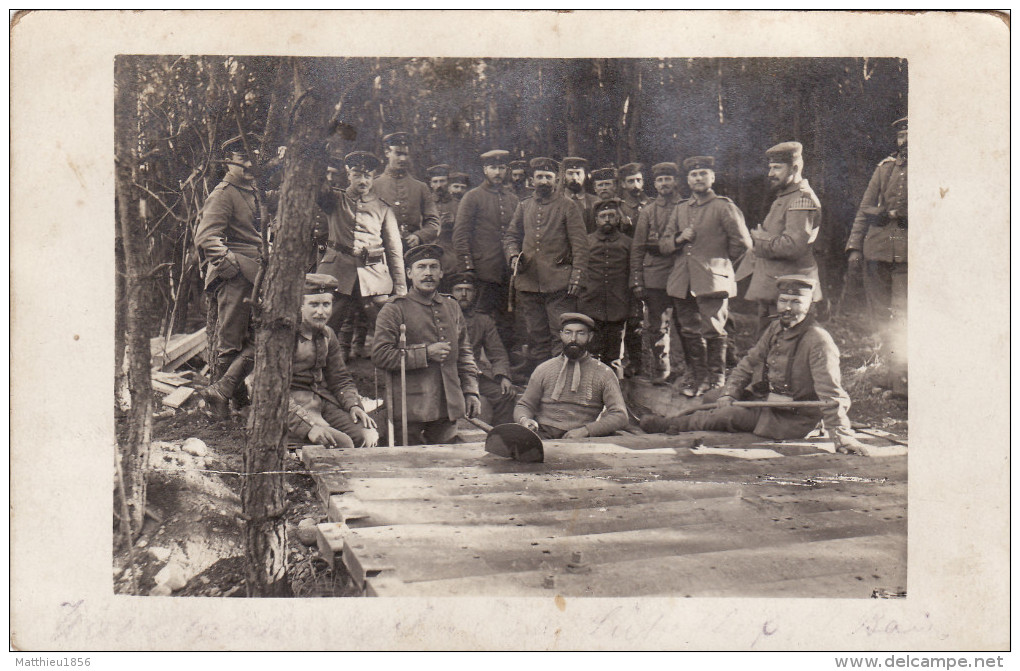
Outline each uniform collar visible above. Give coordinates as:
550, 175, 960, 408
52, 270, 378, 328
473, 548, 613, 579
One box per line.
346, 186, 377, 202
778, 314, 816, 338
689, 189, 717, 206
624, 193, 648, 206
534, 193, 556, 205
384, 166, 408, 179
407, 288, 441, 305
656, 193, 681, 206
483, 182, 507, 194
224, 172, 255, 191
895, 154, 907, 167
778, 178, 808, 198
595, 228, 620, 241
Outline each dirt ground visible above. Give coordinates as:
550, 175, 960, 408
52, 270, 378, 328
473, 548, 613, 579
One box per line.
114, 304, 906, 598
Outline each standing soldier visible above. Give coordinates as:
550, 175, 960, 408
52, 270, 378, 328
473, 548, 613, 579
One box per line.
372, 244, 481, 445
660, 156, 752, 396
196, 133, 264, 417
503, 157, 590, 371
315, 151, 406, 358
562, 156, 598, 232
591, 167, 619, 205
427, 163, 458, 288
580, 199, 632, 368
448, 272, 519, 426
372, 131, 441, 250
742, 141, 823, 336
453, 150, 520, 350
618, 162, 650, 236
846, 117, 908, 398
508, 159, 533, 200
630, 161, 684, 384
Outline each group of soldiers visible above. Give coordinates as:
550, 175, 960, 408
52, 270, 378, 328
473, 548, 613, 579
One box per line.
193, 117, 908, 455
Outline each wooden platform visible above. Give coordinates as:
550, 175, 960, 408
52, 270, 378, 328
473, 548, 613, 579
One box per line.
303, 431, 906, 598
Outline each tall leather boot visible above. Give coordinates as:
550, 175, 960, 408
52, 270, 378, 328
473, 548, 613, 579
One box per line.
676, 336, 707, 397
705, 336, 727, 391
202, 353, 253, 419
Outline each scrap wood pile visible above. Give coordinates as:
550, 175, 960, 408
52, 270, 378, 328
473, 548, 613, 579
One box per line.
149, 327, 207, 410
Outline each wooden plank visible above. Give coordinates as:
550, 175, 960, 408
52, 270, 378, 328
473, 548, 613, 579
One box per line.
150, 328, 207, 372
161, 386, 195, 408
382, 534, 905, 598
151, 380, 178, 395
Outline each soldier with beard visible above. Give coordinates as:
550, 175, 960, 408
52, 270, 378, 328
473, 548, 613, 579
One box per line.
640, 276, 873, 455
579, 199, 632, 368
618, 162, 650, 237
508, 159, 533, 200
503, 157, 590, 371
562, 156, 598, 232
515, 313, 630, 440
448, 171, 470, 199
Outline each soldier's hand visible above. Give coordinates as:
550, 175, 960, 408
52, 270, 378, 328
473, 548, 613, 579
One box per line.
498, 376, 515, 397
632, 286, 647, 301
510, 255, 520, 274
405, 234, 421, 248
716, 395, 735, 408
567, 283, 581, 298
833, 431, 874, 457
360, 428, 380, 448
563, 426, 590, 440
677, 227, 697, 244
464, 393, 482, 418
518, 416, 539, 432
350, 406, 377, 429
426, 341, 452, 362
308, 425, 338, 448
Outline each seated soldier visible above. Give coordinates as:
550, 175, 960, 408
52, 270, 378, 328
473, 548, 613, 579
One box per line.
448, 272, 519, 425
288, 273, 379, 449
640, 275, 872, 455
514, 312, 630, 440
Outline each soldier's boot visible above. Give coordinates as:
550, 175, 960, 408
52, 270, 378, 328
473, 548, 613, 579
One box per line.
676, 336, 707, 397
202, 354, 252, 419
705, 336, 728, 391
725, 332, 739, 368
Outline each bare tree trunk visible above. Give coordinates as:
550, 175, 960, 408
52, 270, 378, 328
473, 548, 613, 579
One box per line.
114, 56, 157, 538
242, 57, 334, 598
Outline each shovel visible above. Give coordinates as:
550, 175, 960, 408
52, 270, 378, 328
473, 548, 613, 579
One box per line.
465, 416, 544, 463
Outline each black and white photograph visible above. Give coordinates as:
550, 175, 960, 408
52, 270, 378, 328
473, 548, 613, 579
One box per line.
10, 10, 1010, 654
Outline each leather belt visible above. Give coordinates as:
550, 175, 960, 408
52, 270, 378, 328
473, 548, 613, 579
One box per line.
326, 240, 385, 265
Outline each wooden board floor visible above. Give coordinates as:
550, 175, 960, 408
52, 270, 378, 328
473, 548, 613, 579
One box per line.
304, 431, 906, 598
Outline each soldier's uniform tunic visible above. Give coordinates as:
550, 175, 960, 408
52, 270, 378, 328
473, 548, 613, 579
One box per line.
503, 192, 590, 362
287, 325, 372, 448
433, 192, 459, 287
372, 291, 480, 444
743, 179, 823, 332
846, 153, 908, 381
316, 186, 406, 333
580, 228, 633, 367
565, 190, 599, 233
631, 193, 683, 376
194, 171, 263, 374
372, 167, 441, 248
463, 309, 518, 425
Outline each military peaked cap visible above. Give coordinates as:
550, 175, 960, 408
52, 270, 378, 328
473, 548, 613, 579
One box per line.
766, 142, 803, 164
404, 243, 445, 267
449, 171, 470, 186
221, 133, 263, 154
529, 157, 560, 174
304, 273, 339, 295
591, 167, 618, 182
562, 157, 589, 171
775, 274, 816, 297
344, 151, 382, 173
651, 162, 679, 177
508, 160, 528, 171
382, 131, 412, 148
892, 117, 908, 130
480, 149, 510, 166
559, 312, 596, 330
593, 198, 623, 216
447, 272, 477, 287
683, 156, 715, 172
618, 162, 644, 178
427, 164, 452, 177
